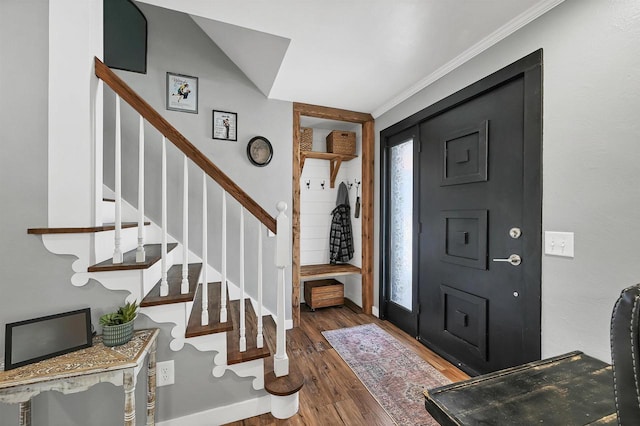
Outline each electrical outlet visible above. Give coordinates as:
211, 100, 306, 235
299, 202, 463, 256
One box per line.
157, 360, 175, 387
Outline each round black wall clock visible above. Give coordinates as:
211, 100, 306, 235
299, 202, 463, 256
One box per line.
246, 136, 273, 167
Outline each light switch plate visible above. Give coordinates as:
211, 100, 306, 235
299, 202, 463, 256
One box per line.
544, 231, 574, 258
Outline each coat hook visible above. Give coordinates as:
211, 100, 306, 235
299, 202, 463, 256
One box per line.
354, 179, 361, 189
321, 180, 325, 190
306, 179, 310, 190
347, 180, 353, 190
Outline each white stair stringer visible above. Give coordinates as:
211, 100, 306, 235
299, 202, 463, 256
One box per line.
41, 233, 94, 287
213, 358, 265, 391
139, 303, 192, 352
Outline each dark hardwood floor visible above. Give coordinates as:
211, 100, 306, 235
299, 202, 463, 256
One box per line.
225, 303, 469, 425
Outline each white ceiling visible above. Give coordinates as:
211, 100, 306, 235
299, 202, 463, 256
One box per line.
139, 0, 565, 117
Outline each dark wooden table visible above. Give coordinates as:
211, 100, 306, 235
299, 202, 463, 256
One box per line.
424, 351, 617, 425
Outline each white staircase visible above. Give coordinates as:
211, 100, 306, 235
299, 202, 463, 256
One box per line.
30, 58, 302, 424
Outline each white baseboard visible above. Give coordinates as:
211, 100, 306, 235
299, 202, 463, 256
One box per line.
372, 306, 379, 318
155, 395, 271, 426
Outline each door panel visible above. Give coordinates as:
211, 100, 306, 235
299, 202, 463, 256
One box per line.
440, 284, 488, 361
440, 121, 488, 186
418, 76, 537, 374
440, 209, 488, 270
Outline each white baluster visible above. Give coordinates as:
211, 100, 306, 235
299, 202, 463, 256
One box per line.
181, 155, 189, 294
256, 223, 264, 349
160, 136, 168, 297
113, 94, 123, 264
220, 191, 228, 323
201, 172, 209, 326
274, 202, 290, 377
136, 115, 145, 263
239, 206, 246, 352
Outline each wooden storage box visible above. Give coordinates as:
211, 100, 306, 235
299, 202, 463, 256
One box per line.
304, 279, 344, 310
326, 131, 356, 155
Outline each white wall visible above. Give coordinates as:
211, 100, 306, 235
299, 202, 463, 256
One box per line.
375, 0, 640, 362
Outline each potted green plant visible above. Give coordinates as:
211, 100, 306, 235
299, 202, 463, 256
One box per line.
99, 300, 139, 347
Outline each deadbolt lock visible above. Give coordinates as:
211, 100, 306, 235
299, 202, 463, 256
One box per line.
509, 227, 522, 239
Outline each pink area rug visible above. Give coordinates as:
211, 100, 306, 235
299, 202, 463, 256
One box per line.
322, 323, 450, 426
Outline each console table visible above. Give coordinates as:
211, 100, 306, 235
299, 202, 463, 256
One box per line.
424, 351, 617, 425
0, 328, 159, 426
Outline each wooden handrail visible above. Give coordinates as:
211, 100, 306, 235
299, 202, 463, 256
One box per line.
95, 57, 277, 234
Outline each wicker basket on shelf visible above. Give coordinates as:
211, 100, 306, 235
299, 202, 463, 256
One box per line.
326, 130, 356, 155
300, 127, 313, 151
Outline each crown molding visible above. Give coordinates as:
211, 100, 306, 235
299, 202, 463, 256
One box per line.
372, 0, 566, 118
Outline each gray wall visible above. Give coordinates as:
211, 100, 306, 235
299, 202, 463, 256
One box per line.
375, 0, 640, 363
103, 3, 292, 318
0, 1, 289, 424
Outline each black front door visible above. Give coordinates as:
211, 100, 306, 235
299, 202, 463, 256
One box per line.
417, 58, 542, 374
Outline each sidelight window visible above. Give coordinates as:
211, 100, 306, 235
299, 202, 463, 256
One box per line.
389, 139, 413, 310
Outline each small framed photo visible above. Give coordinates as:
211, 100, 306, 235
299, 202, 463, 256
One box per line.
166, 72, 198, 114
212, 110, 238, 141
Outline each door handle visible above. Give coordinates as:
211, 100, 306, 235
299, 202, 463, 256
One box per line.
492, 254, 522, 266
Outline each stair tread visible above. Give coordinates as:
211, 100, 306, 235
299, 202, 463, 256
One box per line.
28, 222, 150, 235
185, 282, 234, 338
262, 318, 304, 396
227, 299, 272, 365
140, 263, 202, 307
87, 243, 177, 272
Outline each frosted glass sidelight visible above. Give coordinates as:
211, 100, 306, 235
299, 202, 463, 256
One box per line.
389, 140, 413, 310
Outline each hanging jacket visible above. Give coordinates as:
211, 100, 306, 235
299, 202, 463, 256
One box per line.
329, 182, 354, 264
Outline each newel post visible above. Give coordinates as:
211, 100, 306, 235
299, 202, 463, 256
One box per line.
274, 202, 290, 377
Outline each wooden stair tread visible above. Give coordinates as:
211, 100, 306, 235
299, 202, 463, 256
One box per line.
300, 263, 361, 279
227, 299, 272, 365
140, 263, 202, 307
264, 368, 305, 396
262, 314, 304, 396
185, 282, 234, 338
28, 222, 150, 235
87, 243, 177, 272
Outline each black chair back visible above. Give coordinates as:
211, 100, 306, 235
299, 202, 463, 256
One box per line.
610, 283, 640, 424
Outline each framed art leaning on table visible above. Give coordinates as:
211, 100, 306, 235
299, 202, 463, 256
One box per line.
4, 308, 93, 371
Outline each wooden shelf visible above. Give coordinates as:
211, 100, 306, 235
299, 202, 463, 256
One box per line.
300, 263, 361, 280
300, 151, 357, 188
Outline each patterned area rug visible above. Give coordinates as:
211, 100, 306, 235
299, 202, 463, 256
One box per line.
322, 323, 450, 426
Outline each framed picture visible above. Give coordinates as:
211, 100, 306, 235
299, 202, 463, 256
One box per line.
212, 110, 238, 141
166, 72, 198, 113
4, 308, 93, 370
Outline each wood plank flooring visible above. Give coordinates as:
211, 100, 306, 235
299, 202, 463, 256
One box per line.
225, 304, 469, 425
